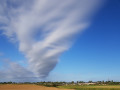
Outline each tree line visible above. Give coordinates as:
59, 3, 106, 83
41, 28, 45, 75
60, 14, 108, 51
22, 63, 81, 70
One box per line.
0, 80, 120, 87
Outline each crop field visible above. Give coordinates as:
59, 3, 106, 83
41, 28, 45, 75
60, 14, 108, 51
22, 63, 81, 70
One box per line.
58, 85, 120, 90
1, 84, 120, 90
0, 84, 73, 90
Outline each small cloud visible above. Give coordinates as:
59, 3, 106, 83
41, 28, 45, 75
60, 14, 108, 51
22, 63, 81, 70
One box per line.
0, 52, 4, 56
0, 59, 36, 82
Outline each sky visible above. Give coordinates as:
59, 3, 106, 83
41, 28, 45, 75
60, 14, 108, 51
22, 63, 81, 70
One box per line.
0, 0, 120, 82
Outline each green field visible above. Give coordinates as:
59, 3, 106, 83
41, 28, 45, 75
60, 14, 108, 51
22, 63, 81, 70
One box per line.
58, 85, 120, 90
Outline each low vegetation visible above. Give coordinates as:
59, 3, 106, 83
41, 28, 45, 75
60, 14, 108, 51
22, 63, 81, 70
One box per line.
58, 85, 120, 90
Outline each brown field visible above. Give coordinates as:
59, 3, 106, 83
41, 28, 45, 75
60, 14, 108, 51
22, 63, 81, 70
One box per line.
0, 84, 73, 90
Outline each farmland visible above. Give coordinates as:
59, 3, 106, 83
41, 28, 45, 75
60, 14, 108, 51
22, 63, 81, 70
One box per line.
1, 84, 120, 90
58, 85, 120, 90
1, 81, 120, 90
0, 84, 73, 90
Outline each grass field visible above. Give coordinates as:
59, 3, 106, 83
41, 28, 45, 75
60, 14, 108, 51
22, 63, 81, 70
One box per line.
58, 85, 120, 90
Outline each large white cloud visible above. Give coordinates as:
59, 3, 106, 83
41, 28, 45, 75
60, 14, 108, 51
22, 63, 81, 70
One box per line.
0, 0, 104, 80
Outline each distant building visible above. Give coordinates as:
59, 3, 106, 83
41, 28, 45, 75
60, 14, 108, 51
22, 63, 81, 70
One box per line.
78, 83, 96, 85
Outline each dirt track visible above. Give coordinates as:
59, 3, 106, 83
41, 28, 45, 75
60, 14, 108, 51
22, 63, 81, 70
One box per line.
0, 84, 73, 90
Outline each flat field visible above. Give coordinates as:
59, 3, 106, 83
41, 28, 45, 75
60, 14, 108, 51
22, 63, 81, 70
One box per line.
58, 85, 120, 90
1, 84, 120, 90
0, 84, 73, 90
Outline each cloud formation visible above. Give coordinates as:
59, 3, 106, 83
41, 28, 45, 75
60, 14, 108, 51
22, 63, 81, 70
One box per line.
0, 0, 104, 80
0, 52, 4, 56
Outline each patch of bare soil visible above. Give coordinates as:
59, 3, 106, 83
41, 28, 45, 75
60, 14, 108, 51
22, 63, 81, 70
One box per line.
0, 84, 73, 90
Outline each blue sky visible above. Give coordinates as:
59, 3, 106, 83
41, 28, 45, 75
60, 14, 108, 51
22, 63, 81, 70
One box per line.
0, 0, 120, 81
50, 0, 120, 81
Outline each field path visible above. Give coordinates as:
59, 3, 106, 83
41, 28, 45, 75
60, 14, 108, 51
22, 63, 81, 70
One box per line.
0, 84, 74, 90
